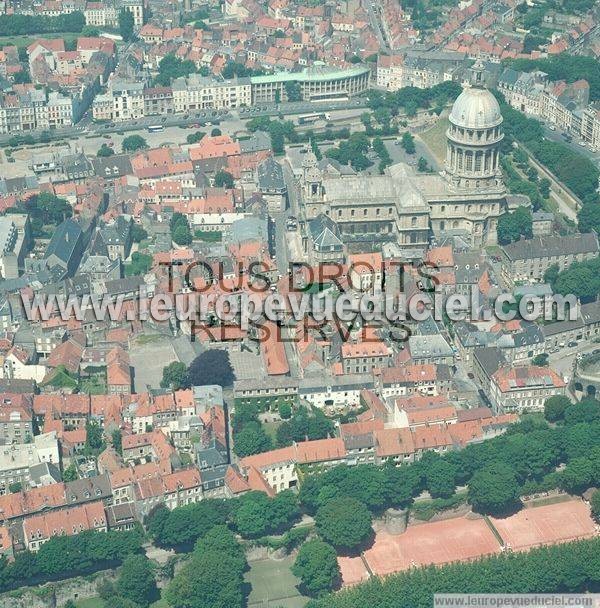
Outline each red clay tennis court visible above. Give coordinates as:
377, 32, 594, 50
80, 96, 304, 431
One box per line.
363, 516, 501, 577
338, 556, 370, 587
490, 498, 598, 551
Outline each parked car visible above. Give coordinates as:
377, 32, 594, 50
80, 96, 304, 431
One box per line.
567, 341, 578, 347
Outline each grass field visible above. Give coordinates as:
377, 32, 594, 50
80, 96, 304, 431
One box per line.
75, 598, 103, 608
76, 596, 168, 608
79, 373, 107, 395
419, 116, 449, 165
264, 420, 282, 442
245, 556, 309, 608
0, 32, 81, 48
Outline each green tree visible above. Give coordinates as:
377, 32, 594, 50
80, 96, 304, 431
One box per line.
284, 80, 302, 102
122, 135, 148, 152
147, 500, 230, 549
172, 224, 191, 246
13, 70, 31, 84
591, 489, 600, 522
539, 177, 551, 199
532, 353, 549, 366
34, 192, 72, 226
293, 539, 340, 596
231, 490, 299, 538
544, 263, 560, 286
401, 132, 415, 154
552, 257, 600, 302
170, 212, 192, 246
187, 349, 235, 388
278, 401, 292, 419
214, 170, 234, 189
112, 429, 123, 455
315, 497, 372, 552
125, 252, 152, 276
497, 206, 533, 245
210, 127, 221, 137
417, 156, 428, 172
560, 457, 593, 494
276, 406, 335, 447
165, 526, 246, 608
160, 361, 189, 390
423, 456, 457, 499
563, 398, 600, 425
578, 203, 600, 234
116, 555, 158, 607
468, 462, 520, 515
155, 53, 198, 86
85, 420, 104, 452
118, 9, 134, 42
186, 131, 205, 144
131, 224, 147, 243
62, 463, 78, 482
233, 421, 273, 457
544, 395, 571, 422
97, 143, 114, 157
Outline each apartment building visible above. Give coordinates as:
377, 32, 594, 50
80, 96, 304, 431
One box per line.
500, 233, 599, 286
341, 341, 391, 375
84, 2, 118, 27
0, 433, 60, 495
499, 67, 599, 149
0, 89, 72, 134
489, 365, 566, 414
249, 65, 370, 104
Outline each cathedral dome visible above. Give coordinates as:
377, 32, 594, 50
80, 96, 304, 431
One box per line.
449, 86, 502, 130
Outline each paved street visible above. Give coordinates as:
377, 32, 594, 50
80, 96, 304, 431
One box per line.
541, 124, 600, 163
384, 136, 441, 171
0, 97, 369, 148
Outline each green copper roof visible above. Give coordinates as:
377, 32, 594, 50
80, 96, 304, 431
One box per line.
250, 65, 370, 85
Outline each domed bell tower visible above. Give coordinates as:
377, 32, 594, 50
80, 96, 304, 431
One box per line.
445, 60, 504, 191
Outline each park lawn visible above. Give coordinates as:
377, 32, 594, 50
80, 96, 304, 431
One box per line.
0, 32, 81, 48
263, 420, 282, 442
194, 230, 222, 242
419, 115, 449, 165
75, 598, 104, 608
134, 333, 164, 345
79, 374, 107, 395
76, 596, 167, 608
245, 556, 309, 608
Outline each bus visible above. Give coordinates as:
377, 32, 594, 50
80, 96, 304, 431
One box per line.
147, 125, 164, 133
297, 112, 330, 125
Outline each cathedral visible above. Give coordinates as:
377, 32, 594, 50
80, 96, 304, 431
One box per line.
301, 62, 513, 257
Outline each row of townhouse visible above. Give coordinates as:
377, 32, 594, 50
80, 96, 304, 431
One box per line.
499, 232, 600, 287
237, 409, 517, 495
473, 347, 567, 414
498, 67, 600, 150
83, 0, 144, 27
233, 363, 453, 411
0, 460, 208, 554
0, 405, 230, 556
93, 65, 370, 121
376, 51, 467, 92
0, 90, 74, 134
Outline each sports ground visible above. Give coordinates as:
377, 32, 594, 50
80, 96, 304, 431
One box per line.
245, 555, 309, 607
490, 498, 597, 552
339, 498, 598, 586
